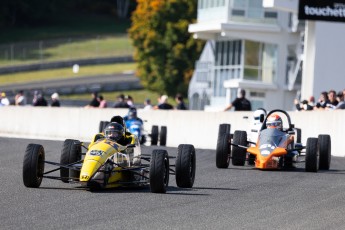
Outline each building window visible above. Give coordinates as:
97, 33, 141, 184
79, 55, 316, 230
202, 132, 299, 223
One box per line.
244, 40, 277, 84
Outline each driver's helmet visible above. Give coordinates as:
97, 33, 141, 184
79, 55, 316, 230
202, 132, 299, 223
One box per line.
128, 107, 137, 119
104, 122, 124, 141
266, 114, 283, 130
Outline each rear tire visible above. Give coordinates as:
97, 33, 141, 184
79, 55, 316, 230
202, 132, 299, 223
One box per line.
23, 144, 45, 188
216, 133, 231, 168
232, 131, 247, 166
305, 137, 319, 172
318, 134, 331, 170
150, 150, 169, 193
159, 126, 167, 146
151, 126, 159, 146
60, 139, 82, 182
176, 144, 196, 188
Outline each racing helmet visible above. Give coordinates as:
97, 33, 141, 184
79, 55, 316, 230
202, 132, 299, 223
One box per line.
266, 114, 283, 129
104, 122, 124, 141
253, 108, 266, 123
128, 107, 137, 119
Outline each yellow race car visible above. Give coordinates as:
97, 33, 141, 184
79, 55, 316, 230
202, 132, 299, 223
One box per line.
22, 128, 196, 193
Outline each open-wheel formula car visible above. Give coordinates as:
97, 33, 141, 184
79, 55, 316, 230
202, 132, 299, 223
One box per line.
22, 133, 195, 193
216, 109, 331, 172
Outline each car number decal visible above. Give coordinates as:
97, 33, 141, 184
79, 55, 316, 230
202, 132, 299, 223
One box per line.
89, 150, 106, 156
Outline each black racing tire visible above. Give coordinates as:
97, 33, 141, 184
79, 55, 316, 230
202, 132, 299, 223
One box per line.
151, 126, 159, 146
216, 133, 231, 168
149, 149, 169, 193
295, 128, 302, 144
218, 124, 231, 141
248, 154, 256, 166
23, 144, 45, 188
305, 137, 319, 172
60, 139, 82, 183
232, 130, 247, 166
318, 134, 331, 170
159, 126, 167, 146
176, 144, 196, 188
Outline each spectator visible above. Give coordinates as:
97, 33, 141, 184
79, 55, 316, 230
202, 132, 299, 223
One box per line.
15, 90, 27, 106
125, 95, 134, 107
335, 91, 345, 109
113, 94, 130, 108
0, 92, 10, 106
85, 92, 100, 108
154, 95, 173, 110
175, 93, 187, 110
315, 91, 329, 110
50, 93, 60, 107
98, 95, 107, 108
294, 97, 314, 111
33, 91, 48, 106
143, 98, 153, 110
325, 90, 338, 109
224, 89, 251, 111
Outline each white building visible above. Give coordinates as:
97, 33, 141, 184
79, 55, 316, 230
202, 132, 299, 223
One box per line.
188, 0, 345, 111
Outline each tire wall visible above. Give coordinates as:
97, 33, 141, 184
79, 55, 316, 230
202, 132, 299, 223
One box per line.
0, 107, 344, 156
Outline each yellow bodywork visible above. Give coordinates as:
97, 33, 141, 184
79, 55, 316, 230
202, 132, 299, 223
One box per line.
80, 134, 137, 188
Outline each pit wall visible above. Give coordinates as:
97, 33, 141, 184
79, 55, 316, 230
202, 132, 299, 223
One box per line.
1, 106, 344, 156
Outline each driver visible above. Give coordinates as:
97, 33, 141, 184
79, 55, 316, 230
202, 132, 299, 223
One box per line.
104, 122, 133, 146
266, 114, 283, 130
124, 107, 143, 123
264, 113, 294, 147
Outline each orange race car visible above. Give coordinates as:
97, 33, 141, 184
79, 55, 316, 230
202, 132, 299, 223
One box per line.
216, 109, 331, 172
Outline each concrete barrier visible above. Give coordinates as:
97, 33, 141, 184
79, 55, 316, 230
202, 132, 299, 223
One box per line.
0, 106, 344, 156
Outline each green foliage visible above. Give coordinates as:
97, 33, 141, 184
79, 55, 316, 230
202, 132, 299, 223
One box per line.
129, 0, 204, 97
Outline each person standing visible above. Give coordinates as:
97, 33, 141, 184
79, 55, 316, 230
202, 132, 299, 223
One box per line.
224, 89, 251, 111
113, 94, 130, 108
175, 93, 187, 110
0, 92, 10, 106
85, 92, 100, 108
50, 93, 60, 107
154, 95, 173, 110
98, 95, 108, 108
15, 90, 27, 106
143, 98, 153, 110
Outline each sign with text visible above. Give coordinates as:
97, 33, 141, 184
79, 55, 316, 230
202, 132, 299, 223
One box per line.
298, 0, 345, 22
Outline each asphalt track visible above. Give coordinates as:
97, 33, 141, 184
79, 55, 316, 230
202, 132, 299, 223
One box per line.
2, 137, 345, 230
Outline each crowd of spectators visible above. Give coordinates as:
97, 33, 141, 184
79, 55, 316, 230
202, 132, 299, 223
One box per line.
294, 89, 345, 111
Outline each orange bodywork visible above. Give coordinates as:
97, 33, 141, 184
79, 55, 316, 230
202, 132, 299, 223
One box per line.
247, 146, 288, 169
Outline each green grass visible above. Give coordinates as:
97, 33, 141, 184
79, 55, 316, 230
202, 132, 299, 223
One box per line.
0, 15, 131, 43
0, 62, 137, 85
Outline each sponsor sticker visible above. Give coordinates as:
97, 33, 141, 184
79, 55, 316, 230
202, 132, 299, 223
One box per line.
89, 150, 106, 156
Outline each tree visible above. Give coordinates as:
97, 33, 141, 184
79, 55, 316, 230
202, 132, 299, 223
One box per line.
129, 0, 204, 97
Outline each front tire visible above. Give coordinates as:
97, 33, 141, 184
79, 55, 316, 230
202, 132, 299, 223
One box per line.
232, 131, 247, 166
305, 137, 319, 172
318, 134, 331, 170
60, 139, 82, 183
216, 133, 231, 168
150, 150, 169, 193
23, 144, 45, 188
176, 144, 196, 188
159, 126, 167, 146
218, 124, 230, 141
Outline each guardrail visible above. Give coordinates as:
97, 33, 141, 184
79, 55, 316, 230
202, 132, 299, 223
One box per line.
0, 106, 344, 156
